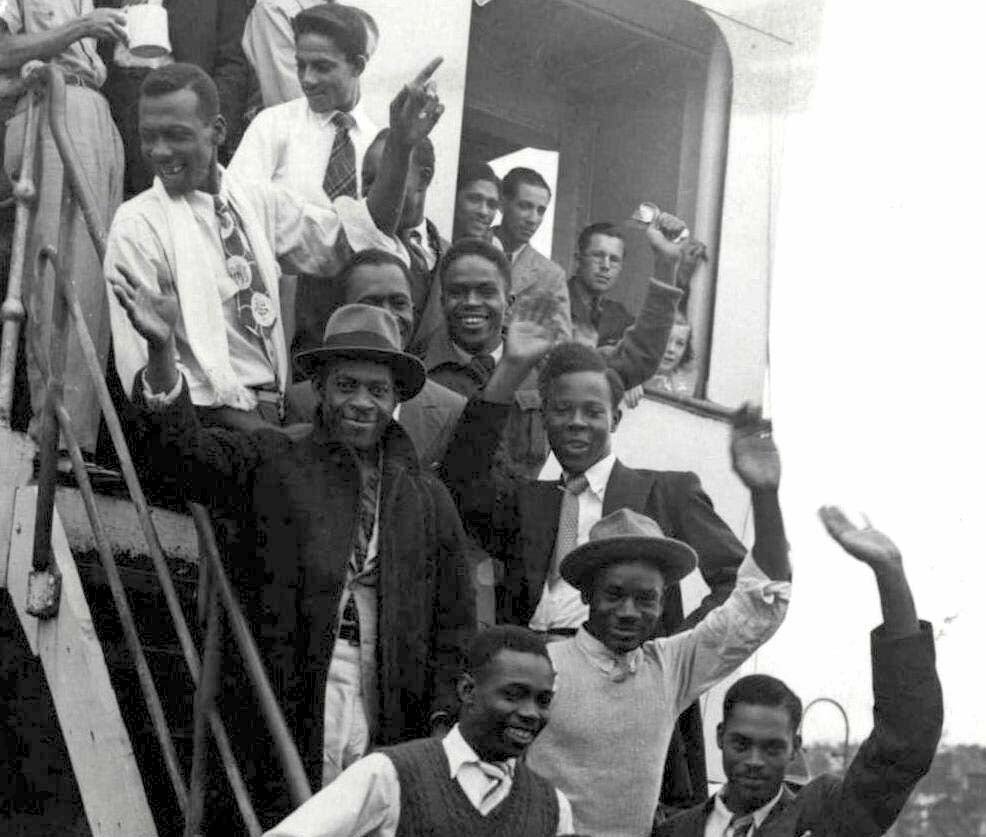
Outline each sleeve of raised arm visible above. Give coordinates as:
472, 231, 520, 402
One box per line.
820, 624, 943, 837
262, 753, 401, 837
271, 189, 407, 277
130, 376, 274, 516
664, 555, 791, 715
664, 472, 747, 631
439, 398, 515, 552
603, 279, 682, 389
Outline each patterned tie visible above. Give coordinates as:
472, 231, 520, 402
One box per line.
465, 352, 496, 392
349, 456, 380, 577
323, 111, 358, 199
401, 229, 432, 315
728, 812, 756, 837
213, 195, 278, 376
550, 473, 590, 585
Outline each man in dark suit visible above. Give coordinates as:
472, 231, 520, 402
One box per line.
443, 340, 747, 808
285, 249, 466, 469
110, 272, 476, 820
654, 507, 943, 837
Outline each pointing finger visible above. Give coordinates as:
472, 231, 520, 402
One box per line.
410, 56, 444, 88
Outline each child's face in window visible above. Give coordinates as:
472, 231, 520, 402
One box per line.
659, 322, 691, 373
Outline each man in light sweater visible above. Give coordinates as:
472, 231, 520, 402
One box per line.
264, 625, 575, 836
522, 404, 791, 837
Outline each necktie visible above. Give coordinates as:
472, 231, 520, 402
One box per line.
401, 229, 432, 315
213, 195, 279, 381
550, 473, 590, 585
323, 111, 358, 199
465, 352, 496, 392
349, 455, 380, 577
728, 812, 756, 837
476, 760, 513, 813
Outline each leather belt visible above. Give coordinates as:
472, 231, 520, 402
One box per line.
252, 387, 285, 421
536, 627, 578, 638
61, 73, 100, 92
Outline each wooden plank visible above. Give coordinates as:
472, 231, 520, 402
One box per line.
8, 486, 158, 837
0, 427, 35, 588
55, 487, 199, 566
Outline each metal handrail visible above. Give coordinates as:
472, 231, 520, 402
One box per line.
5, 63, 311, 833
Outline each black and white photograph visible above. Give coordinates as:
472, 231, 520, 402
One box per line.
0, 1, 981, 835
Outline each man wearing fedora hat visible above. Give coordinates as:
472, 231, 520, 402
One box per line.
518, 406, 791, 837
113, 285, 476, 820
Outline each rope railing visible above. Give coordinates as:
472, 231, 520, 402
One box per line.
2, 63, 312, 835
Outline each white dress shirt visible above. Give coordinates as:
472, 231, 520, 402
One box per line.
529, 452, 617, 631
704, 787, 785, 836
229, 97, 378, 204
264, 724, 574, 836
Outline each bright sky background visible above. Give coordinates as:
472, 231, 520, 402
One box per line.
760, 0, 986, 747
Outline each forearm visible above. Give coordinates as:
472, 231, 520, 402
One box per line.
366, 134, 412, 235
750, 489, 791, 581
873, 564, 919, 637
0, 22, 89, 70
605, 279, 682, 388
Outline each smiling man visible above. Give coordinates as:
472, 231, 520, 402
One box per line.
230, 3, 385, 353
106, 58, 439, 430
452, 161, 502, 242
264, 625, 574, 837
654, 508, 942, 837
110, 269, 476, 820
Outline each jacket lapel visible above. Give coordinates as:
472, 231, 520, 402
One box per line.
603, 459, 652, 516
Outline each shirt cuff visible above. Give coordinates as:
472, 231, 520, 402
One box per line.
735, 553, 792, 605
141, 370, 184, 409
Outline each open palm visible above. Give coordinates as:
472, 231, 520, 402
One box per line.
503, 293, 561, 366
818, 506, 902, 570
109, 264, 179, 349
730, 403, 780, 490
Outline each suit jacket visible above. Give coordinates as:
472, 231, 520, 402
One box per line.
133, 380, 476, 812
406, 219, 450, 358
282, 377, 466, 470
653, 625, 943, 837
569, 279, 636, 347
442, 399, 747, 807
502, 238, 573, 339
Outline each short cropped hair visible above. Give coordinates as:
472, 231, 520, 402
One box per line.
723, 674, 803, 733
502, 167, 551, 201
141, 63, 220, 121
465, 626, 551, 681
440, 237, 512, 293
577, 221, 625, 254
292, 3, 368, 64
368, 129, 435, 185
538, 342, 625, 412
456, 161, 501, 199
340, 248, 413, 300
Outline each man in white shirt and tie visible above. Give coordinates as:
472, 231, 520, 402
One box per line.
264, 625, 574, 836
229, 3, 384, 352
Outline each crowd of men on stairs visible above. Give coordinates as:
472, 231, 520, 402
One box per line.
1, 2, 943, 835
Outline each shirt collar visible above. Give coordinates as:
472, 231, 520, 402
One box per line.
573, 624, 643, 678
443, 724, 516, 779
491, 227, 526, 263
566, 452, 616, 499
713, 785, 785, 830
309, 101, 372, 134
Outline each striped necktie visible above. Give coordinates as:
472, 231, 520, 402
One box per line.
550, 473, 590, 585
323, 111, 358, 199
476, 760, 513, 813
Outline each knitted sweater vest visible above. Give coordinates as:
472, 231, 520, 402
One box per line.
384, 738, 559, 837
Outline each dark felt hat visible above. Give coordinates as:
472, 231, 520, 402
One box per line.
560, 508, 698, 592
293, 304, 426, 401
